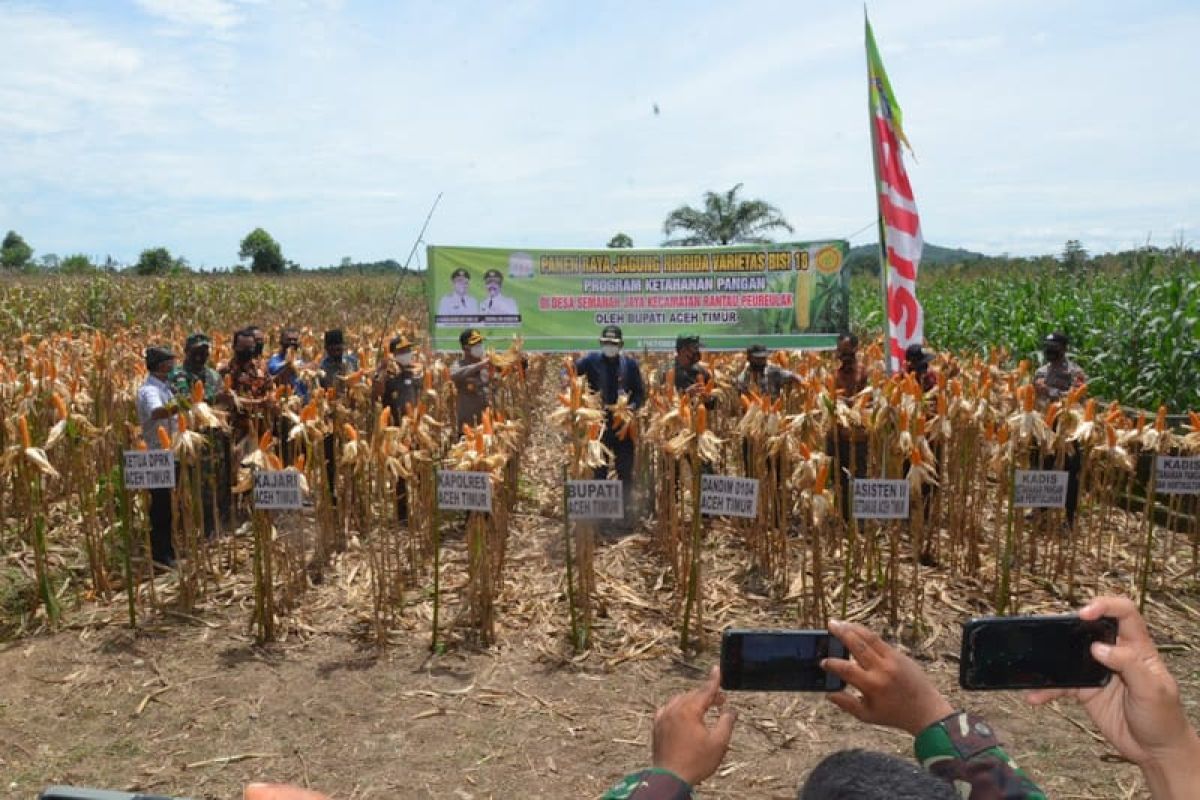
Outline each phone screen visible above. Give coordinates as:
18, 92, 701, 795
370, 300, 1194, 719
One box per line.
720, 629, 846, 691
959, 615, 1117, 690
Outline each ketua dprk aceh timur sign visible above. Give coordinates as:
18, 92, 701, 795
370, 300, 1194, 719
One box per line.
427, 241, 849, 352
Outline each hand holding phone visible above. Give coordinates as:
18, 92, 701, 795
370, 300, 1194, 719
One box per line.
959, 614, 1117, 690
720, 629, 846, 691
1025, 597, 1200, 799
650, 666, 738, 787
822, 620, 955, 736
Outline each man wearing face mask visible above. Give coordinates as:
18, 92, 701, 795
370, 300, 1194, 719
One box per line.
1033, 332, 1085, 404
168, 332, 227, 536
317, 329, 360, 390
220, 328, 275, 450
137, 346, 180, 567
574, 326, 646, 525
735, 343, 799, 398
1033, 332, 1087, 529
373, 334, 421, 423
666, 334, 716, 409
268, 327, 309, 401
450, 328, 491, 431
315, 329, 360, 504
834, 333, 869, 399
169, 333, 222, 402
248, 325, 267, 359
373, 334, 422, 523
830, 333, 869, 520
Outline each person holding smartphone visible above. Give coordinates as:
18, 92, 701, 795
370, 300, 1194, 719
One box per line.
602, 597, 1198, 799
1025, 596, 1200, 799
600, 629, 1044, 800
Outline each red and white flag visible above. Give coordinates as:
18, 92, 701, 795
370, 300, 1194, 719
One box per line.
866, 17, 924, 371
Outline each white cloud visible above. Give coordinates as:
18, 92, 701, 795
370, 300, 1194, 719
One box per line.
0, 1, 1197, 265
135, 0, 243, 32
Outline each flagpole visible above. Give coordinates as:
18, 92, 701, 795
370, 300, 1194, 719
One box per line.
864, 8, 893, 375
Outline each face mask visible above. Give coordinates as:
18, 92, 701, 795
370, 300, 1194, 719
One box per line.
396, 352, 414, 366
1044, 347, 1064, 360
601, 344, 620, 358
235, 348, 254, 362
470, 344, 485, 359
750, 359, 766, 371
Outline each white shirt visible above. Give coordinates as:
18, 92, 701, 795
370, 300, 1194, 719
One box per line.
136, 374, 177, 447
480, 293, 518, 316
437, 293, 480, 315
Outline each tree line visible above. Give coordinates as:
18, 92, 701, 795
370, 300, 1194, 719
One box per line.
6, 185, 1187, 275
0, 228, 290, 275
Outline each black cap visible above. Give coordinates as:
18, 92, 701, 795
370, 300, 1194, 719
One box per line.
746, 344, 769, 358
904, 343, 932, 365
600, 325, 623, 344
460, 328, 484, 347
676, 334, 701, 350
1044, 332, 1069, 348
185, 332, 210, 350
451, 267, 470, 280
483, 268, 503, 284
324, 329, 344, 347
145, 346, 175, 370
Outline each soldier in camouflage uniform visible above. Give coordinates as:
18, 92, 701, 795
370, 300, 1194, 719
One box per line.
168, 332, 228, 535
735, 343, 800, 398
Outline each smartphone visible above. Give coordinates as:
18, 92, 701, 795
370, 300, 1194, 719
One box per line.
720, 628, 847, 691
959, 614, 1118, 690
40, 788, 178, 800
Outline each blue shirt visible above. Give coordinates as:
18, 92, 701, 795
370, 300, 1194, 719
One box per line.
318, 353, 361, 389
267, 351, 309, 401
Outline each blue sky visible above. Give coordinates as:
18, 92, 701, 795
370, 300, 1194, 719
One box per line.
1, 0, 1197, 269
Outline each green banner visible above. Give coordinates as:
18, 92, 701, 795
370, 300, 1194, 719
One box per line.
427, 241, 849, 352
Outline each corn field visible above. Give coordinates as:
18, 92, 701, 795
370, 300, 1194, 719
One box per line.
851, 250, 1200, 409
1, 273, 1198, 655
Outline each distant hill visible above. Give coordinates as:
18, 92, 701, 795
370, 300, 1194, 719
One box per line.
845, 243, 987, 273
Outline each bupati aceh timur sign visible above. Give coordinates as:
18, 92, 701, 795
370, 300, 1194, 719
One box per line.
427, 241, 849, 353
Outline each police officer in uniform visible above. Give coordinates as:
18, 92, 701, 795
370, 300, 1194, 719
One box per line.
373, 334, 421, 522
450, 328, 491, 431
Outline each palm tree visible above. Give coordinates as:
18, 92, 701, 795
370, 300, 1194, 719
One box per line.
662, 184, 793, 246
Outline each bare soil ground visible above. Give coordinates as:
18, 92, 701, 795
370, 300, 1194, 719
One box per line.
3, 381, 1199, 799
